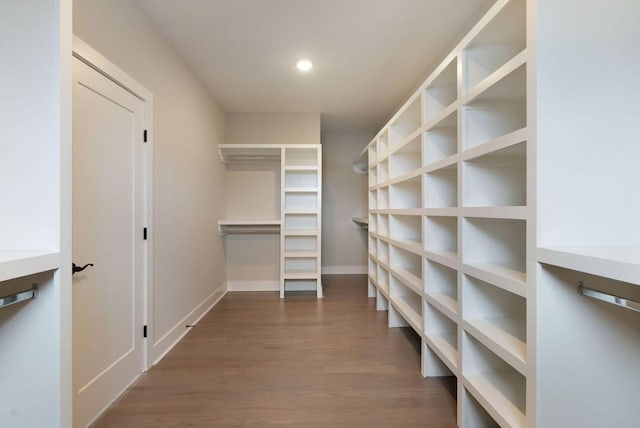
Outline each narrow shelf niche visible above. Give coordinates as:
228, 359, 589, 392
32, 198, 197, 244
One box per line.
284, 213, 317, 231
369, 191, 378, 210
284, 236, 317, 253
378, 160, 389, 183
463, 333, 526, 428
424, 301, 459, 367
389, 176, 422, 209
285, 148, 318, 167
369, 166, 378, 187
424, 165, 458, 208
377, 266, 390, 295
425, 57, 458, 122
424, 111, 458, 166
425, 216, 458, 260
377, 133, 389, 160
378, 241, 390, 265
368, 213, 377, 234
378, 214, 389, 237
369, 144, 378, 166
389, 215, 421, 250
368, 236, 378, 258
389, 96, 422, 148
463, 218, 526, 283
463, 274, 526, 369
390, 274, 423, 331
369, 257, 378, 281
285, 170, 318, 189
285, 192, 318, 211
424, 259, 459, 315
463, 0, 526, 93
378, 187, 389, 209
463, 141, 526, 207
389, 135, 421, 179
463, 64, 526, 150
284, 257, 317, 274
463, 388, 501, 428
390, 245, 422, 292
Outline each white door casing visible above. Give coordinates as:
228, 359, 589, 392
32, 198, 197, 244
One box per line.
71, 38, 152, 428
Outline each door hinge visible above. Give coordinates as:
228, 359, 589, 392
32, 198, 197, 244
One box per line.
143, 129, 148, 143
143, 325, 148, 338
143, 227, 148, 240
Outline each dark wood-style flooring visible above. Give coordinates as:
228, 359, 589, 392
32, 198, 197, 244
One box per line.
93, 275, 457, 427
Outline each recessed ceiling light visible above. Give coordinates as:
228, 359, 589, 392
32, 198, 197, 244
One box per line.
296, 59, 313, 72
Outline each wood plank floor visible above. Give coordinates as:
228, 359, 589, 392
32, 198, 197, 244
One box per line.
93, 275, 457, 427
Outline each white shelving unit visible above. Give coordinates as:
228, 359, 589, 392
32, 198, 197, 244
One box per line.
362, 1, 640, 426
219, 144, 322, 298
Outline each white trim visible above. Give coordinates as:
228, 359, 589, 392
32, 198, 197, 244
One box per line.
72, 35, 155, 371
321, 265, 368, 275
149, 284, 227, 367
227, 281, 279, 292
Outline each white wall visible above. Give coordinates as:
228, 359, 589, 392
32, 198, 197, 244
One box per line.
321, 131, 370, 274
74, 0, 227, 363
226, 112, 320, 145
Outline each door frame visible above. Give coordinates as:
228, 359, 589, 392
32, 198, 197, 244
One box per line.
72, 36, 154, 370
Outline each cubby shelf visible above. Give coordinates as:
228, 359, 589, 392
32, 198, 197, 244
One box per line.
463, 373, 526, 428
424, 333, 458, 373
0, 251, 60, 284
390, 266, 422, 296
463, 319, 526, 375
390, 296, 422, 334
425, 292, 458, 321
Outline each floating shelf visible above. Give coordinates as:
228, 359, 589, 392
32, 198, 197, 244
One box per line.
218, 144, 281, 163
218, 219, 281, 235
0, 251, 60, 283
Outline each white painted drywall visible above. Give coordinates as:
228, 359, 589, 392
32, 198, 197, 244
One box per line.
226, 112, 320, 145
321, 131, 370, 274
74, 0, 227, 362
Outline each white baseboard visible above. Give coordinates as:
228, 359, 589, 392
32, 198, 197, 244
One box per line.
149, 283, 227, 367
227, 280, 279, 292
321, 265, 367, 275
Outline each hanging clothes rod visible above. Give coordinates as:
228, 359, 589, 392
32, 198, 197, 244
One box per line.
0, 285, 38, 309
577, 282, 640, 314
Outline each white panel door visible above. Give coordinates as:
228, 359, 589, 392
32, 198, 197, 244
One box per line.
72, 57, 145, 428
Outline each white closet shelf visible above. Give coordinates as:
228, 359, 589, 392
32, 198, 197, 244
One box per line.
284, 251, 317, 258
388, 237, 422, 257
218, 144, 281, 163
538, 246, 640, 285
462, 263, 526, 297
463, 318, 527, 375
0, 251, 60, 283
424, 102, 458, 133
284, 165, 319, 171
284, 188, 318, 193
283, 272, 318, 280
218, 219, 281, 235
387, 169, 423, 186
463, 373, 526, 428
390, 266, 422, 295
462, 50, 527, 104
283, 209, 318, 215
390, 297, 422, 334
460, 207, 528, 220
425, 292, 459, 321
283, 230, 318, 236
423, 155, 458, 174
425, 250, 459, 268
424, 333, 459, 373
460, 128, 528, 162
351, 216, 368, 230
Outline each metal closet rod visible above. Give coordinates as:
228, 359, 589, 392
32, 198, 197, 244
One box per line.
0, 285, 38, 309
577, 282, 640, 314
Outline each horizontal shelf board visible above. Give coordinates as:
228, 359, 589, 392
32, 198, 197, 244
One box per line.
461, 128, 528, 162
423, 155, 459, 174
284, 166, 319, 171
424, 333, 459, 374
463, 373, 526, 428
283, 230, 318, 236
463, 319, 527, 376
390, 266, 423, 295
385, 208, 424, 216
0, 251, 60, 283
424, 102, 459, 133
387, 169, 423, 186
390, 297, 422, 334
351, 216, 368, 226
388, 238, 423, 257
425, 250, 459, 269
538, 246, 640, 286
424, 208, 458, 217
283, 209, 318, 215
283, 272, 319, 280
218, 144, 282, 163
462, 263, 526, 297
460, 207, 528, 220
462, 49, 527, 105
425, 292, 459, 321
284, 188, 318, 193
284, 252, 318, 258
218, 219, 281, 226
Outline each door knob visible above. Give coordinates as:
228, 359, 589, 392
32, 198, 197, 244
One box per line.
72, 263, 94, 274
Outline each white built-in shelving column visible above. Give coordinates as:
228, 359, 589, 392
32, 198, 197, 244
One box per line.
281, 146, 323, 298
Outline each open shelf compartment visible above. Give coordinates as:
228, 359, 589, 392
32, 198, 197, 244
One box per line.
389, 135, 421, 179
463, 217, 526, 285
463, 332, 526, 428
389, 176, 421, 210
378, 187, 389, 210
424, 111, 458, 166
284, 147, 318, 167
285, 192, 318, 211
424, 165, 458, 208
424, 301, 458, 371
463, 274, 526, 374
284, 257, 317, 275
284, 213, 317, 231
390, 274, 423, 333
378, 240, 390, 266
389, 96, 422, 148
424, 57, 458, 122
284, 236, 317, 254
285, 169, 318, 189
424, 258, 458, 319
390, 245, 422, 294
463, 388, 501, 428
463, 64, 526, 151
463, 141, 526, 207
425, 216, 458, 261
462, 0, 526, 93
377, 133, 389, 160
378, 214, 389, 237
377, 265, 390, 296
389, 214, 421, 252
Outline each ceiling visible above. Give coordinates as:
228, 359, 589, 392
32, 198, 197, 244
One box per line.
134, 0, 495, 135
